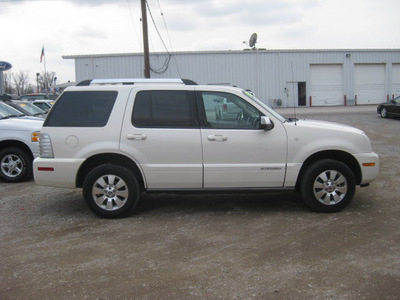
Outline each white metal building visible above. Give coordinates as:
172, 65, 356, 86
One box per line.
63, 49, 400, 107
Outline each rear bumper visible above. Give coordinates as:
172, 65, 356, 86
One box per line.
33, 158, 84, 188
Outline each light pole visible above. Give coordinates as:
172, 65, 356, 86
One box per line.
36, 72, 40, 93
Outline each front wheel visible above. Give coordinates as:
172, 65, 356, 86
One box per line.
380, 107, 388, 118
83, 164, 141, 218
0, 147, 32, 182
300, 159, 356, 213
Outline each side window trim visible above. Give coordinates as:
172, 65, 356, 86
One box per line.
195, 91, 208, 128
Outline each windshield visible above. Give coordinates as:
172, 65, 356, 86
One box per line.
241, 90, 286, 122
0, 102, 25, 118
20, 94, 49, 100
16, 102, 45, 115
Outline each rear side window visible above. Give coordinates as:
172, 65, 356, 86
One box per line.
44, 91, 117, 127
132, 90, 198, 128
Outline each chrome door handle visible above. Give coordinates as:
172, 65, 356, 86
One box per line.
207, 135, 228, 141
127, 133, 147, 140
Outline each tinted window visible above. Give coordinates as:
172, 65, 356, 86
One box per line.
132, 90, 197, 128
44, 91, 117, 127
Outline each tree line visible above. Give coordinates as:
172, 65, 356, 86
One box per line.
3, 70, 57, 96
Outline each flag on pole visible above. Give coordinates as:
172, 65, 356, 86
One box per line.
40, 46, 45, 63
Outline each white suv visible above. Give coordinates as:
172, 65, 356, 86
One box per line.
33, 79, 379, 218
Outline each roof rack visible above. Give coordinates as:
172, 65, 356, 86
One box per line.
76, 78, 198, 86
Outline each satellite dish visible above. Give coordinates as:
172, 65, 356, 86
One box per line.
249, 33, 257, 49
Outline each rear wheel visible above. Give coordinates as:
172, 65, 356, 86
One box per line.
300, 159, 356, 213
83, 164, 140, 218
0, 147, 32, 182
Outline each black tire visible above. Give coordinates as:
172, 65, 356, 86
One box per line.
300, 159, 356, 213
0, 147, 32, 182
83, 164, 141, 218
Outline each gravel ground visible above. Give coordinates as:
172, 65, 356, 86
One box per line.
1, 106, 399, 300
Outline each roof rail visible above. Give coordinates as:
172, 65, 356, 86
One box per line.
76, 78, 198, 86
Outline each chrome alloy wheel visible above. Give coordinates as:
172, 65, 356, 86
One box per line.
1, 154, 23, 178
381, 108, 387, 118
313, 170, 348, 206
92, 174, 129, 211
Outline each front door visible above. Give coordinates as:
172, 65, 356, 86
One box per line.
197, 90, 287, 188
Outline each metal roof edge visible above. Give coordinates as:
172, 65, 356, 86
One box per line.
62, 48, 400, 59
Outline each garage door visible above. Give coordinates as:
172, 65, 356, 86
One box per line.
392, 64, 400, 98
310, 64, 344, 106
355, 64, 385, 104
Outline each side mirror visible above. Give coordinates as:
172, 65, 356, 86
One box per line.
260, 116, 274, 131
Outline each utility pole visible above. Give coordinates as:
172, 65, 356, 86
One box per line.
141, 0, 150, 78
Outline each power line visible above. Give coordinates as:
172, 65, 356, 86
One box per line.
125, 0, 141, 51
156, 0, 181, 77
146, 1, 170, 54
145, 0, 172, 74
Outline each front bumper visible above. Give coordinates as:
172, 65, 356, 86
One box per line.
354, 152, 379, 185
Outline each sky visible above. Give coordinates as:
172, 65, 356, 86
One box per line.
1, 0, 400, 86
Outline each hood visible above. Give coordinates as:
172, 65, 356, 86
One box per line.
0, 117, 44, 131
284, 118, 372, 157
293, 119, 365, 135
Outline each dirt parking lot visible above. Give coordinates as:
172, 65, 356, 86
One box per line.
1, 106, 399, 300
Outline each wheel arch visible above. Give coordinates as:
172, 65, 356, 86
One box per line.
295, 150, 361, 189
0, 140, 34, 161
76, 153, 145, 190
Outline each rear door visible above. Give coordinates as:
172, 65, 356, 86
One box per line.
120, 88, 203, 189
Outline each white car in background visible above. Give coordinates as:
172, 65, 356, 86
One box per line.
0, 102, 43, 182
32, 100, 55, 113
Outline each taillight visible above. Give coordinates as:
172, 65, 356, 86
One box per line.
39, 133, 54, 158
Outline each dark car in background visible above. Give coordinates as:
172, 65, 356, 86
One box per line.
377, 96, 400, 118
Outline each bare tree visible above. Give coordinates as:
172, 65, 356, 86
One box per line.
3, 72, 14, 94
12, 71, 30, 96
38, 71, 56, 92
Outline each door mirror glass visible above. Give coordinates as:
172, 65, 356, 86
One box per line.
260, 116, 274, 131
